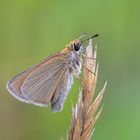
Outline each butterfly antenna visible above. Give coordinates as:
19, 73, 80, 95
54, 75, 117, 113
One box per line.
78, 33, 87, 40
81, 33, 99, 43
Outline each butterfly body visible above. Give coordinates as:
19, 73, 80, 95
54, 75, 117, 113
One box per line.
7, 40, 83, 112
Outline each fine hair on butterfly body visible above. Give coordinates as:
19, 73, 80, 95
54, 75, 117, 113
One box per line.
7, 34, 98, 112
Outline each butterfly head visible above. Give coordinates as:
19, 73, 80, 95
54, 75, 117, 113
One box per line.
69, 40, 82, 52
68, 33, 99, 52
63, 34, 99, 53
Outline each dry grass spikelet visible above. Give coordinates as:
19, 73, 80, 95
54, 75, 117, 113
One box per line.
67, 38, 107, 140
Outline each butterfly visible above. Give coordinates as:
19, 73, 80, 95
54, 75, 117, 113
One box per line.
7, 34, 98, 112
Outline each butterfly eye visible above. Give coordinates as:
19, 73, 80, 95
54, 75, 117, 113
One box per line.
74, 43, 81, 51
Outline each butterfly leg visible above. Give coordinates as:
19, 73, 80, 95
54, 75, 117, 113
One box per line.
82, 62, 96, 76
72, 69, 90, 92
76, 54, 96, 76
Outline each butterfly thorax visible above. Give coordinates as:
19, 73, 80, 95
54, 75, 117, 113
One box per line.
66, 51, 82, 76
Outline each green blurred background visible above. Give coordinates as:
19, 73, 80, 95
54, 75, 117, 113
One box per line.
0, 0, 140, 140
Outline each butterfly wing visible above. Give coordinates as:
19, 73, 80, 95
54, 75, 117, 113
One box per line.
7, 53, 68, 107
7, 67, 35, 103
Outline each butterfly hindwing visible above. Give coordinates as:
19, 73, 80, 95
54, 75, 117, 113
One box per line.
7, 53, 68, 107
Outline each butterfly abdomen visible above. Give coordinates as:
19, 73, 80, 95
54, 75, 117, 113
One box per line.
51, 73, 73, 112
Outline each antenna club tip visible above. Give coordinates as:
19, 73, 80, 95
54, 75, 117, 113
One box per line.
95, 33, 99, 37
91, 33, 99, 38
